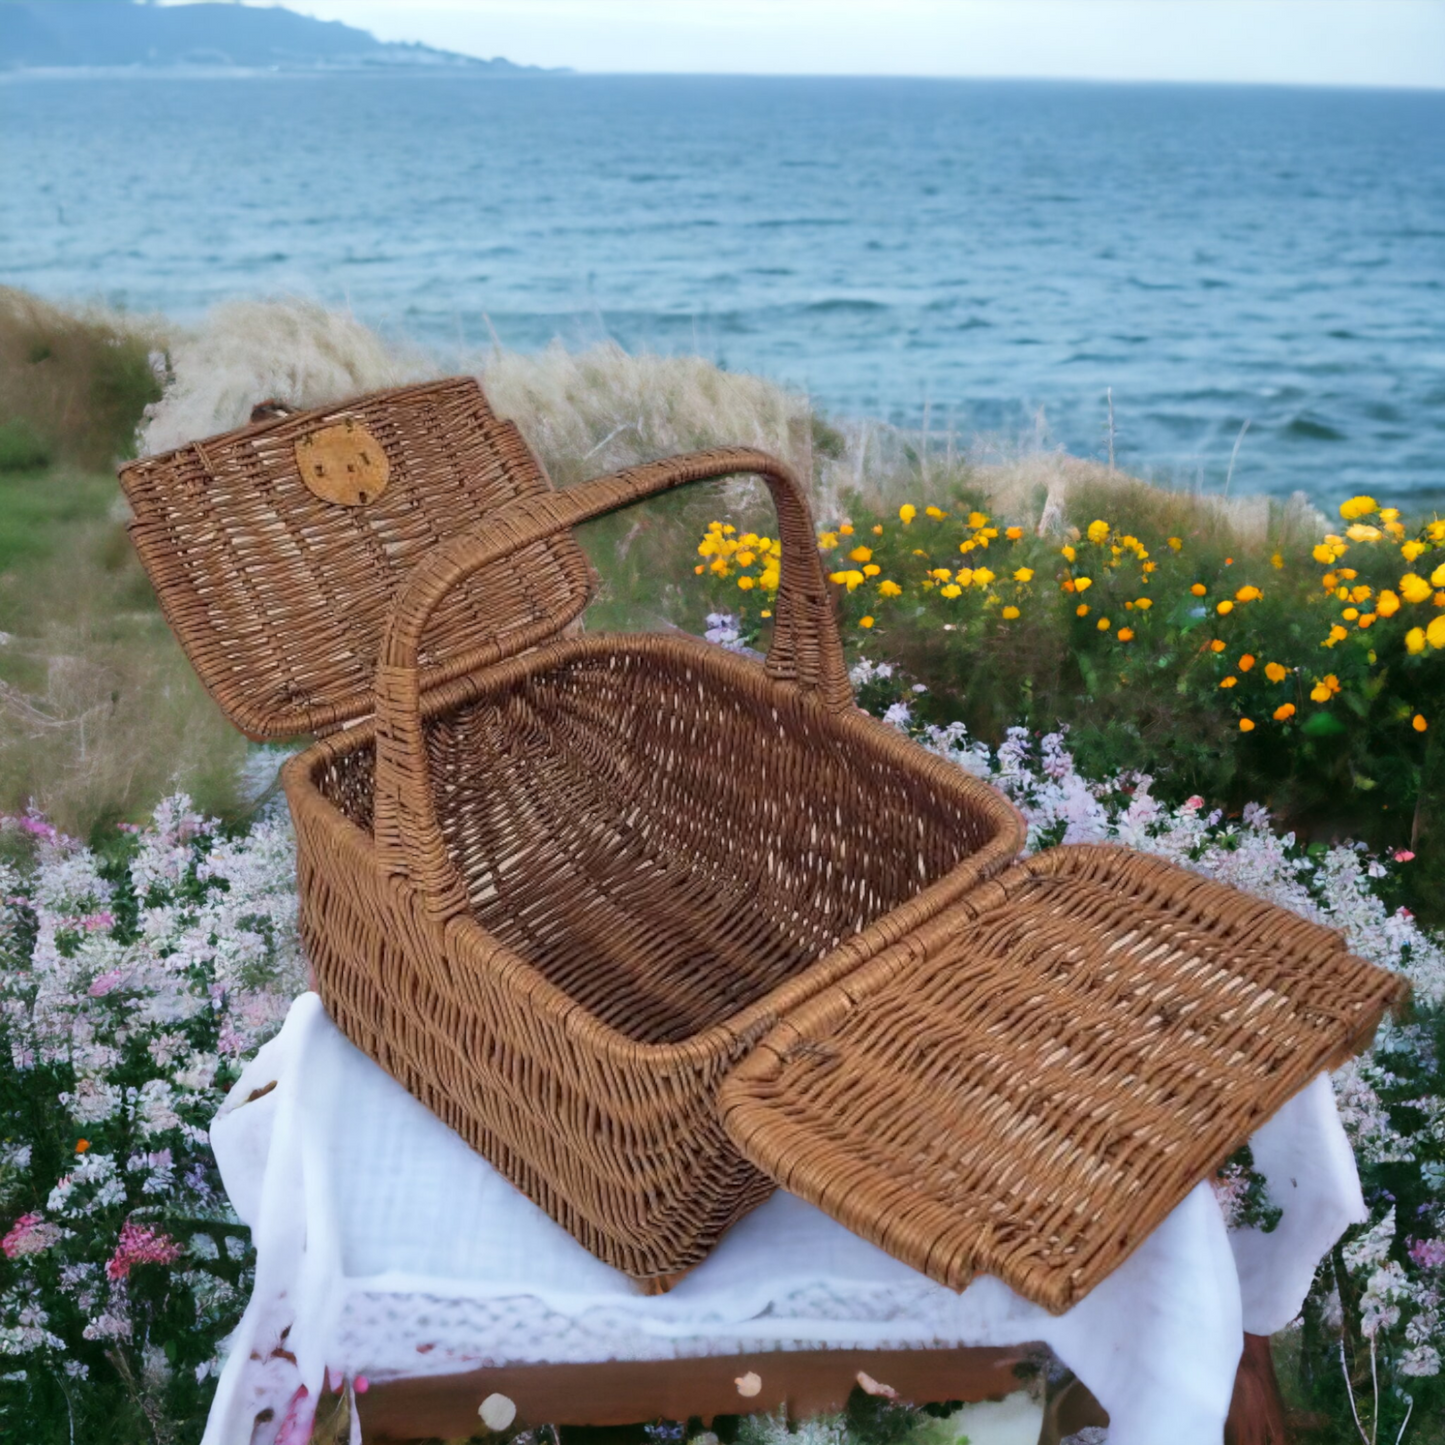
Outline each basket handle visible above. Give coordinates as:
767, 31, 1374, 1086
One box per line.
373, 445, 851, 920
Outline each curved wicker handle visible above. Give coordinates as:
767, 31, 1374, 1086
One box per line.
373, 446, 851, 921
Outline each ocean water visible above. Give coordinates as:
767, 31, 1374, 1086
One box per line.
2, 73, 1443, 507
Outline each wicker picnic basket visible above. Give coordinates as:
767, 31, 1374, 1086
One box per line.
120, 376, 1405, 1308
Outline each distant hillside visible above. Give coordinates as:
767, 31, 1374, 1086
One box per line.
0, 1, 562, 73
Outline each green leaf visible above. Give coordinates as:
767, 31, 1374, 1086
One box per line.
1302, 710, 1347, 737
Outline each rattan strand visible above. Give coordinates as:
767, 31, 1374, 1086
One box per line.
119, 378, 593, 741
718, 844, 1408, 1314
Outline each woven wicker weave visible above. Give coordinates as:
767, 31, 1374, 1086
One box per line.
121, 380, 1026, 1284
718, 844, 1407, 1313
121, 377, 1404, 1304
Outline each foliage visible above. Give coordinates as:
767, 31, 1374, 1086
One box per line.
0, 798, 305, 1442
691, 493, 1445, 925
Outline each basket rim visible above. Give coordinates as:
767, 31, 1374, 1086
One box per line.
285, 631, 1028, 1064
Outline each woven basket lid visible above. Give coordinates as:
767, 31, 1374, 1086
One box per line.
720, 844, 1404, 1315
120, 378, 593, 741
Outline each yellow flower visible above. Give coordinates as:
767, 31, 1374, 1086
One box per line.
1342, 607, 1359, 621
1239, 718, 1256, 733
1350, 585, 1373, 604
862, 564, 881, 577
972, 567, 996, 587
736, 550, 756, 567
1429, 615, 1445, 650
1270, 552, 1284, 569
1321, 571, 1338, 590
1381, 508, 1400, 522
1097, 617, 1111, 631
1401, 573, 1433, 604
1117, 626, 1135, 641
818, 532, 838, 550
849, 546, 873, 564
1324, 624, 1348, 646
760, 610, 772, 619
1074, 576, 1093, 592
1312, 544, 1337, 565
958, 539, 976, 555
1274, 703, 1296, 721
940, 584, 962, 599
1210, 639, 1227, 653
955, 568, 974, 586
737, 576, 755, 590
1191, 583, 1208, 596
1006, 526, 1024, 541
899, 504, 917, 524
859, 615, 875, 629
1402, 540, 1427, 563
842, 570, 865, 591
871, 524, 884, 536
1235, 585, 1263, 602
967, 511, 989, 529
1168, 537, 1183, 551
1339, 495, 1377, 520
1358, 613, 1376, 629
930, 568, 952, 581
1264, 662, 1288, 683
1415, 714, 1428, 732
1407, 627, 1426, 654
924, 506, 947, 520
1061, 544, 1077, 562
1346, 524, 1383, 543
1001, 605, 1020, 620
1135, 597, 1153, 610
1217, 600, 1234, 615
1431, 562, 1445, 589
1087, 520, 1110, 544
1076, 603, 1090, 617
1430, 521, 1445, 542
1338, 567, 1358, 580
1238, 654, 1256, 672
1013, 566, 1035, 583
878, 579, 903, 598
1310, 674, 1342, 702
1220, 676, 1238, 689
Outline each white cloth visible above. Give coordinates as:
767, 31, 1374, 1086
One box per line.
203, 994, 1364, 1445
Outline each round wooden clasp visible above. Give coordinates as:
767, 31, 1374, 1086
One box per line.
294, 421, 391, 507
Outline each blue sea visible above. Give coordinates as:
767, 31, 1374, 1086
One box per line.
2, 73, 1443, 507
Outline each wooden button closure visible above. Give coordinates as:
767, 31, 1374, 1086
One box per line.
295, 421, 391, 506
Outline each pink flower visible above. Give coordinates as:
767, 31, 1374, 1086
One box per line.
3, 1212, 63, 1259
1409, 1237, 1445, 1270
88, 969, 124, 998
105, 1220, 182, 1281
1183, 795, 1205, 812
80, 911, 116, 934
1393, 849, 1416, 863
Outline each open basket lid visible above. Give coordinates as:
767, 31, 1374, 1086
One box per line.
719, 844, 1405, 1315
120, 378, 593, 740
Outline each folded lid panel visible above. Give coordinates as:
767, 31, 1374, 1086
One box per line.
120, 378, 593, 740
720, 844, 1405, 1315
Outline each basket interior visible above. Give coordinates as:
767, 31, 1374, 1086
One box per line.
314, 641, 1007, 1046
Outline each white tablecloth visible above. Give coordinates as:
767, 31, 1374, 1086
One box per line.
202, 993, 1364, 1445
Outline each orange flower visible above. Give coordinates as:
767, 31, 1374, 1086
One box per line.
859, 615, 875, 629
1274, 704, 1296, 722
1216, 600, 1234, 615
75, 1140, 90, 1154
1238, 654, 1256, 672
1414, 714, 1429, 732
1097, 617, 1111, 631
1310, 674, 1342, 703
1220, 676, 1238, 689
1076, 603, 1090, 617
1209, 639, 1227, 653
1264, 662, 1288, 683
1117, 627, 1135, 641
1190, 583, 1207, 596
1239, 718, 1255, 732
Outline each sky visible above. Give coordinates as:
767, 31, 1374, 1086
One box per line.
206, 0, 1445, 87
